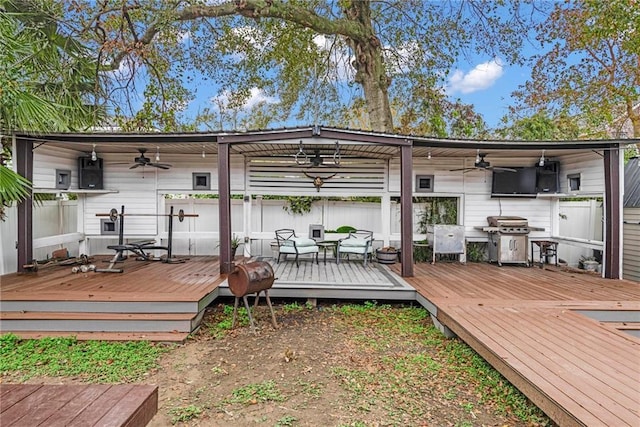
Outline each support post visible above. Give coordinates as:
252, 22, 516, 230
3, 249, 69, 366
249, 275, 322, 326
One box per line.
603, 146, 621, 279
16, 137, 33, 273
400, 144, 413, 277
218, 142, 233, 274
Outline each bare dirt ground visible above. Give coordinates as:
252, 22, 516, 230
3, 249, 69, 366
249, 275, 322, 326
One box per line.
141, 300, 545, 427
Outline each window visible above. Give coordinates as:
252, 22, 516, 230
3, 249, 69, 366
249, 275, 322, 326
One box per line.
100, 219, 119, 235
568, 173, 581, 192
309, 224, 324, 241
56, 169, 71, 190
415, 175, 434, 193
192, 172, 211, 190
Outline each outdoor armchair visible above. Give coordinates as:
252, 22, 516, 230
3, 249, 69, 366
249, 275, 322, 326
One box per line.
337, 229, 374, 266
275, 229, 319, 267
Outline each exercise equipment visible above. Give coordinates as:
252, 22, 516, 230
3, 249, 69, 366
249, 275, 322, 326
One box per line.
100, 207, 196, 223
22, 254, 91, 272
95, 205, 199, 273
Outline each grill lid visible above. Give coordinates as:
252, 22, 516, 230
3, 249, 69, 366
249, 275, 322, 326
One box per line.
487, 216, 528, 227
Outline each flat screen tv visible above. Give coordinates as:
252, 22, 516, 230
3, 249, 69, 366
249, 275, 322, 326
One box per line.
491, 167, 537, 198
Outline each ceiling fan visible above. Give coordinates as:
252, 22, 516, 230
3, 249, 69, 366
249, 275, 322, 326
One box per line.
129, 148, 172, 170
450, 150, 516, 173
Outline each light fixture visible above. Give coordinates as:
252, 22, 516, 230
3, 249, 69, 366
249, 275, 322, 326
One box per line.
539, 149, 545, 167
91, 144, 97, 161
427, 151, 432, 160
155, 146, 161, 162
475, 149, 480, 164
202, 145, 206, 158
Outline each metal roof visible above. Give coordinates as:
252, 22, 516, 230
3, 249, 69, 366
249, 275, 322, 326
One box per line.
15, 125, 630, 160
624, 157, 640, 207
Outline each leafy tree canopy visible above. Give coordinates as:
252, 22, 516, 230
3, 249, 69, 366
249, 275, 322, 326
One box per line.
510, 0, 639, 148
63, 0, 541, 135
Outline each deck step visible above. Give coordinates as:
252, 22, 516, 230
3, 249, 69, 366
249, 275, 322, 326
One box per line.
0, 311, 201, 334
606, 321, 640, 330
6, 330, 190, 342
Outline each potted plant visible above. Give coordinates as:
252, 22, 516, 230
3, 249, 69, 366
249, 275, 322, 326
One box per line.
231, 234, 242, 258
376, 246, 398, 264
579, 255, 599, 271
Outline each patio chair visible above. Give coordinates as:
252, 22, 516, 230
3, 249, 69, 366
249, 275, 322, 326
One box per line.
337, 229, 374, 266
275, 229, 319, 267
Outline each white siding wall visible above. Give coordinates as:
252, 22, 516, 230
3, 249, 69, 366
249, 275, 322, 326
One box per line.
4, 146, 610, 273
156, 154, 245, 192
557, 153, 604, 194
33, 146, 79, 189
391, 156, 554, 240
623, 208, 640, 282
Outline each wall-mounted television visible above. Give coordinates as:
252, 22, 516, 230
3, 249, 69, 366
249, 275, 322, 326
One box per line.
491, 167, 537, 198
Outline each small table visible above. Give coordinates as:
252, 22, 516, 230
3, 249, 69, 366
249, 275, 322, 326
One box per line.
317, 241, 337, 264
531, 240, 558, 268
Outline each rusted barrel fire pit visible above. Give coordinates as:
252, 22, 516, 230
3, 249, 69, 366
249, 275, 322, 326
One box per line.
227, 261, 278, 331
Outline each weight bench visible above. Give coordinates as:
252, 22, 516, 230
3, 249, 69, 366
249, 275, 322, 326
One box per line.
95, 205, 193, 273
98, 240, 169, 273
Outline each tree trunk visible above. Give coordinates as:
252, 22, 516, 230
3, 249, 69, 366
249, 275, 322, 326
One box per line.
343, 1, 394, 133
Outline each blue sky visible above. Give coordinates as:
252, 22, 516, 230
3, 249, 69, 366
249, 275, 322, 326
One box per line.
445, 58, 532, 129
181, 53, 535, 132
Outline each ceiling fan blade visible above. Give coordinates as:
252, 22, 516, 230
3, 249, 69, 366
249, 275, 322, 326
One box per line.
149, 163, 172, 169
129, 164, 142, 169
450, 167, 475, 172
491, 166, 518, 173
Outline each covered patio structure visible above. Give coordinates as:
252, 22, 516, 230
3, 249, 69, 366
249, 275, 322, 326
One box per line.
2, 126, 638, 426
8, 126, 627, 279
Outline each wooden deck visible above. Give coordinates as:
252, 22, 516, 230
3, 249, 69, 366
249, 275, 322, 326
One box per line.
392, 262, 640, 427
217, 257, 415, 300
2, 256, 640, 426
0, 384, 157, 426
0, 256, 225, 341
0, 255, 409, 340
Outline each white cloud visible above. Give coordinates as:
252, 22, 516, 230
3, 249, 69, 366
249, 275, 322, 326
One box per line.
244, 88, 278, 109
101, 57, 134, 80
447, 58, 504, 94
210, 88, 279, 111
178, 30, 191, 44
312, 34, 354, 82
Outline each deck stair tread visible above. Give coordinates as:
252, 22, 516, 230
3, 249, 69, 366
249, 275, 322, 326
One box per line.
605, 321, 640, 329
1, 311, 197, 321
7, 331, 190, 342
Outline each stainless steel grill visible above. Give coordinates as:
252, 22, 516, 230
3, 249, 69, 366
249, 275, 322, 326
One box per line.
485, 216, 531, 234
484, 216, 530, 266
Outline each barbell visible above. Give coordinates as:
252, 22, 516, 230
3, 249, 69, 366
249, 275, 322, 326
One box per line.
97, 208, 199, 222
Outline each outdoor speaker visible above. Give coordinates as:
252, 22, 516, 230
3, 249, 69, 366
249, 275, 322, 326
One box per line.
78, 157, 103, 189
536, 161, 559, 193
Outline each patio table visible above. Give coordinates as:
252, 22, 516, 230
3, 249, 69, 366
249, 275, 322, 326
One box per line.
317, 241, 338, 264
